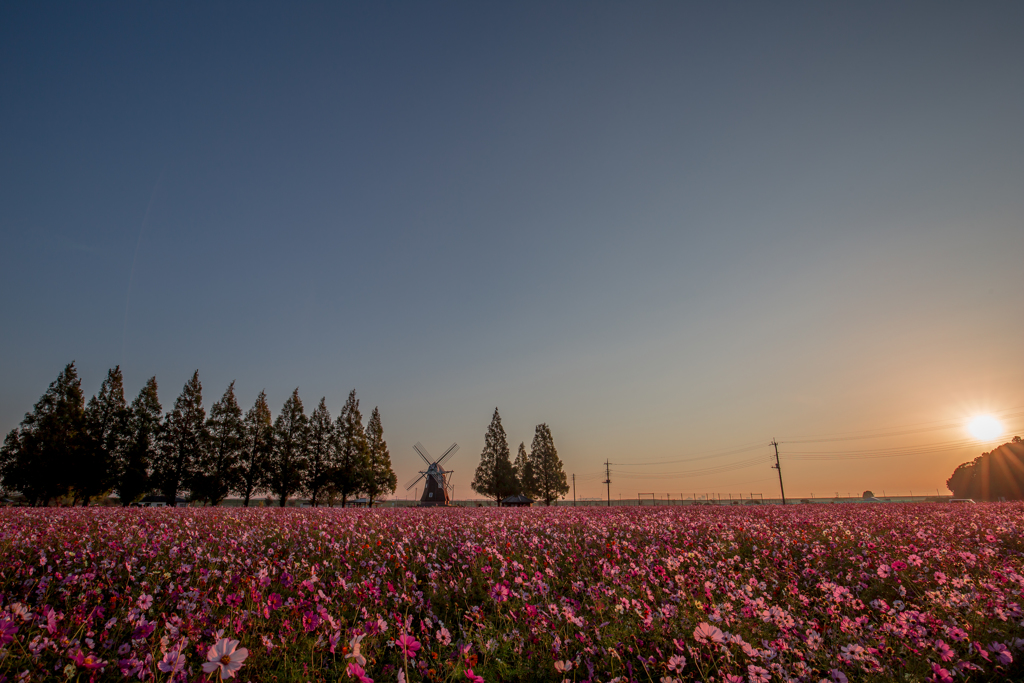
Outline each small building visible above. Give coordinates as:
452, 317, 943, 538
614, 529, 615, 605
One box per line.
501, 494, 534, 507
134, 495, 188, 508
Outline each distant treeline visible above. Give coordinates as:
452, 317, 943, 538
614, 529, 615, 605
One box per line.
0, 363, 396, 507
947, 437, 1024, 501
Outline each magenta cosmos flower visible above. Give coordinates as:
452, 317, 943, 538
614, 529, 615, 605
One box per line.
201, 638, 249, 680
396, 634, 421, 659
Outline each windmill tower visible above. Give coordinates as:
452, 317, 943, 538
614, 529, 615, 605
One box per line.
406, 442, 458, 507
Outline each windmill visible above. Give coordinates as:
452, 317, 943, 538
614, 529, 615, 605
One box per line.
406, 442, 459, 506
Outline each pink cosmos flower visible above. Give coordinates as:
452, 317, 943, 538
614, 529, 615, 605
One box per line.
933, 640, 954, 662
70, 649, 105, 670
930, 663, 953, 683
830, 670, 848, 683
137, 594, 153, 610
267, 593, 283, 610
554, 660, 573, 673
748, 665, 769, 683
396, 634, 421, 660
465, 668, 484, 683
346, 634, 367, 667
723, 676, 744, 683
876, 565, 890, 578
668, 654, 686, 672
201, 638, 249, 680
0, 619, 18, 647
346, 662, 373, 683
693, 622, 725, 644
988, 642, 1013, 666
158, 649, 186, 674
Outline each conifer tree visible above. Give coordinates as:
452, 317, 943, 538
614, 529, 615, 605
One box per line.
531, 423, 569, 506
305, 398, 335, 507
513, 441, 537, 499
196, 381, 244, 505
237, 390, 273, 506
0, 363, 87, 505
268, 389, 308, 507
80, 366, 129, 505
472, 408, 516, 504
117, 377, 161, 506
364, 406, 397, 507
333, 390, 369, 507
154, 371, 207, 505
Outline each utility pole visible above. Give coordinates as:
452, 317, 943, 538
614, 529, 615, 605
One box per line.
572, 474, 576, 507
603, 460, 611, 506
771, 439, 787, 505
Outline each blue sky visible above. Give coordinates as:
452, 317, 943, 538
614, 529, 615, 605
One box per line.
2, 2, 1023, 500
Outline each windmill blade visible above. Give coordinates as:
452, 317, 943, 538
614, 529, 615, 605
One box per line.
436, 443, 460, 467
413, 442, 433, 466
405, 472, 426, 491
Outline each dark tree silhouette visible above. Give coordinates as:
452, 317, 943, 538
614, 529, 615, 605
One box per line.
237, 390, 273, 506
153, 371, 207, 505
364, 406, 397, 507
0, 363, 86, 506
117, 377, 161, 506
195, 381, 245, 505
514, 441, 537, 499
947, 437, 1024, 501
305, 398, 335, 507
79, 366, 129, 505
268, 389, 308, 507
472, 408, 517, 504
333, 390, 368, 507
531, 423, 569, 506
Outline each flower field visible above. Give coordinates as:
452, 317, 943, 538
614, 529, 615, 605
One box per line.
1, 505, 1023, 683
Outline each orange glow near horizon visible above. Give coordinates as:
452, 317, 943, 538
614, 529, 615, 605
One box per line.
967, 415, 1004, 442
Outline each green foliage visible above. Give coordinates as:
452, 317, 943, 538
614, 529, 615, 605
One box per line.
117, 377, 161, 506
237, 390, 273, 506
364, 406, 397, 506
333, 390, 369, 506
154, 371, 207, 505
531, 423, 568, 505
472, 408, 517, 503
268, 389, 309, 507
305, 397, 335, 507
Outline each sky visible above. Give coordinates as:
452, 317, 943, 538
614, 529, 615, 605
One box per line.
2, 2, 1023, 502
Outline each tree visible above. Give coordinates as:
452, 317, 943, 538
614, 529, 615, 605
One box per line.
268, 389, 308, 507
513, 441, 537, 499
79, 366, 129, 505
305, 398, 335, 507
471, 408, 517, 504
0, 363, 86, 505
153, 371, 207, 505
531, 423, 568, 506
117, 377, 161, 506
195, 381, 244, 505
946, 436, 1024, 501
364, 406, 397, 507
333, 390, 369, 507
237, 390, 273, 506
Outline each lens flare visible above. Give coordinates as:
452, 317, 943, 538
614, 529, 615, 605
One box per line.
967, 415, 1003, 441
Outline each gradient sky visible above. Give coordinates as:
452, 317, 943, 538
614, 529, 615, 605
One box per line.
2, 2, 1023, 502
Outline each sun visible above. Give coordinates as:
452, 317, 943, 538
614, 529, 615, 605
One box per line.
967, 415, 1003, 441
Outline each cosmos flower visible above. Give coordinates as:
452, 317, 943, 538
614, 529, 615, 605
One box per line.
201, 638, 249, 680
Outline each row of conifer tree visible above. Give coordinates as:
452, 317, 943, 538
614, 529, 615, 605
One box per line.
470, 408, 569, 505
0, 363, 396, 507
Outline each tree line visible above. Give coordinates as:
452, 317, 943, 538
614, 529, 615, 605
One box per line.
946, 436, 1024, 501
0, 363, 397, 507
470, 407, 569, 505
